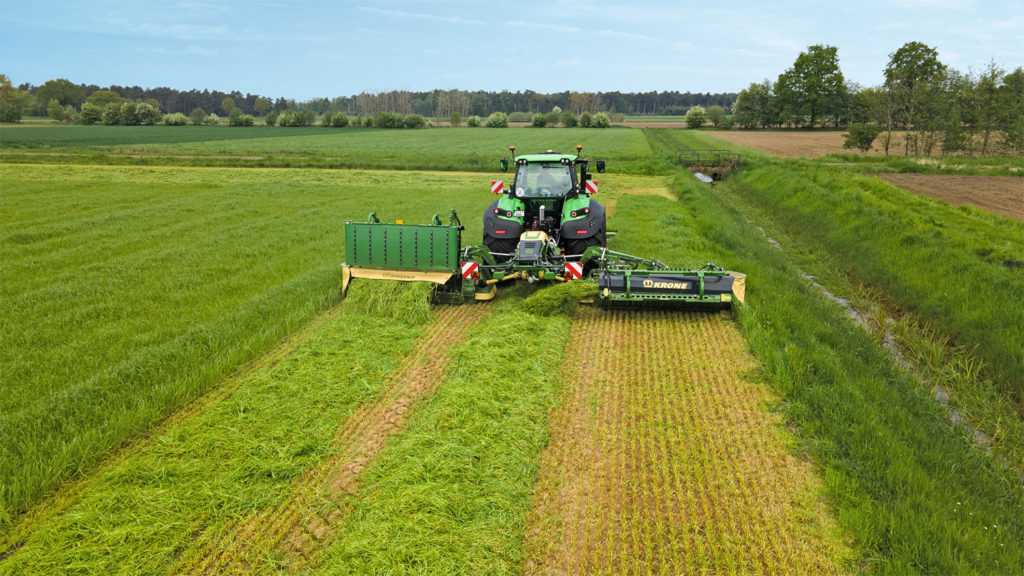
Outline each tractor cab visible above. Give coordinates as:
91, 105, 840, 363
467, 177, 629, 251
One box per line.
511, 158, 576, 234
484, 147, 607, 258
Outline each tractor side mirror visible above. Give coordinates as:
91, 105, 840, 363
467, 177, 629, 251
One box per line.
500, 158, 509, 172
596, 159, 606, 173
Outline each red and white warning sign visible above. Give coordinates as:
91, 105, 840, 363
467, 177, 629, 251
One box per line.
461, 261, 479, 278
491, 181, 504, 194
564, 261, 583, 280
585, 180, 598, 195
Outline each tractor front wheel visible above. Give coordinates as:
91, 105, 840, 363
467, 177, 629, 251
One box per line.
566, 227, 606, 257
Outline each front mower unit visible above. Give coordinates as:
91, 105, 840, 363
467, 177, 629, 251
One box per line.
341, 211, 467, 304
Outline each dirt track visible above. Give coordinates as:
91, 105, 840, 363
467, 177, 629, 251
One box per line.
522, 308, 847, 575
876, 173, 1024, 220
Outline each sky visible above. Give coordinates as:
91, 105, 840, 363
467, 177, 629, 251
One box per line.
1, 0, 1022, 101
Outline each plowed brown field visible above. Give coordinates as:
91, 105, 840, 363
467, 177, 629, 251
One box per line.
174, 305, 490, 574
708, 130, 893, 158
523, 308, 848, 575
876, 173, 1024, 220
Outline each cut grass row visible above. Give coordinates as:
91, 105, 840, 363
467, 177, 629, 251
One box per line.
0, 282, 434, 574
0, 282, 572, 575
524, 307, 849, 575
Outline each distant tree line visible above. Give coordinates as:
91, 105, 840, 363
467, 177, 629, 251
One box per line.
0, 76, 736, 123
731, 42, 1023, 155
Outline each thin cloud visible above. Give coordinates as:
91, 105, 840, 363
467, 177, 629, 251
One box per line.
356, 6, 486, 26
137, 45, 217, 57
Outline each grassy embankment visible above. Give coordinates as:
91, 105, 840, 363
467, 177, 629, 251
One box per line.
640, 128, 1024, 572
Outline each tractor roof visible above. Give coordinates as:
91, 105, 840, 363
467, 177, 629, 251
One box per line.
516, 152, 577, 163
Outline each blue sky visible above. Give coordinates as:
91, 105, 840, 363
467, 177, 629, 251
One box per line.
1, 1, 1021, 100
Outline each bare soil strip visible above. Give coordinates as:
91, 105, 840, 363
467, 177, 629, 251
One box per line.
523, 308, 848, 575
875, 173, 1024, 221
175, 305, 489, 574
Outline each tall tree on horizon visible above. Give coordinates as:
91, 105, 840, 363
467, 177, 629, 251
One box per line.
775, 44, 846, 127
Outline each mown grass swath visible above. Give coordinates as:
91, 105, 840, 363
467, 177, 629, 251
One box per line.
0, 164, 497, 522
311, 285, 571, 575
0, 282, 432, 574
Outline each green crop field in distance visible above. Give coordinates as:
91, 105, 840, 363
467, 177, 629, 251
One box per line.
0, 125, 654, 173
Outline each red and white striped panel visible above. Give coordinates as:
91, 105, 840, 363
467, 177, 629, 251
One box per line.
565, 261, 583, 280
585, 180, 598, 195
491, 181, 504, 194
461, 261, 479, 278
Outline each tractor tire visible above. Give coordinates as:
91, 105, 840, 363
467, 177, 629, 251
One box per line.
484, 234, 517, 259
566, 226, 606, 257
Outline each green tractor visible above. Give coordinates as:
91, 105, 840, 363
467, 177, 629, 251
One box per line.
341, 146, 745, 309
484, 145, 606, 259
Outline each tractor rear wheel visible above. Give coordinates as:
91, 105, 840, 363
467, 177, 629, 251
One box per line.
484, 234, 517, 259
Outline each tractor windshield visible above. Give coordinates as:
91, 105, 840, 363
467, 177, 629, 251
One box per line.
514, 162, 574, 198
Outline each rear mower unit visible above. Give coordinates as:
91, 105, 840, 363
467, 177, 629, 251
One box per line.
341, 146, 745, 310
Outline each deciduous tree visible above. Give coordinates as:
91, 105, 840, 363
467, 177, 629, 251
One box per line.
885, 41, 947, 155
685, 105, 707, 128
37, 78, 83, 110
85, 90, 123, 108
842, 123, 881, 152
254, 97, 270, 116
0, 75, 31, 122
707, 105, 725, 127
732, 80, 776, 128
776, 44, 846, 127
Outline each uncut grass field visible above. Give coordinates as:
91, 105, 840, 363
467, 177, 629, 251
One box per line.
2, 125, 1024, 574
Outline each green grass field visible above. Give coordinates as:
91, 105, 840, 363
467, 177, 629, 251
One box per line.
2, 125, 1023, 574
0, 125, 654, 172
